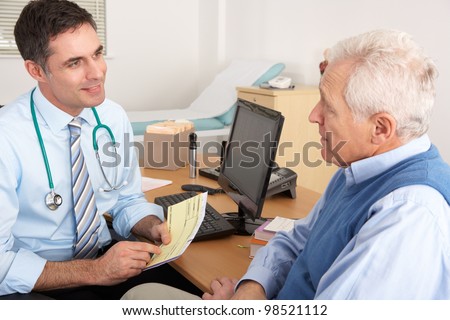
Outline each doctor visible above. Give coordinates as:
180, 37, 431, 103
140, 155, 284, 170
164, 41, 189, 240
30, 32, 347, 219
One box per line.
0, 0, 177, 299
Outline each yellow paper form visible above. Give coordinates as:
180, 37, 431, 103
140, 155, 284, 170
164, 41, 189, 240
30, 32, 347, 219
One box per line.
145, 192, 207, 269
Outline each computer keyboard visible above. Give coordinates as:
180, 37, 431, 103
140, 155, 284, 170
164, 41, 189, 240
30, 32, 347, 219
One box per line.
154, 191, 236, 241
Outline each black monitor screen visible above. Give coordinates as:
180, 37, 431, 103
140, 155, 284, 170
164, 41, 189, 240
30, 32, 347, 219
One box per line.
218, 99, 284, 235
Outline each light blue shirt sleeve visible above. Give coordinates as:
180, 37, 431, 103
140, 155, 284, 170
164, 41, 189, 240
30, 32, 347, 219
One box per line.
239, 194, 327, 299
0, 107, 48, 294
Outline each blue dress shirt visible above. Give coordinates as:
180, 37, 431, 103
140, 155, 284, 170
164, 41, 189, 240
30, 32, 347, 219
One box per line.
0, 87, 164, 295
241, 134, 450, 299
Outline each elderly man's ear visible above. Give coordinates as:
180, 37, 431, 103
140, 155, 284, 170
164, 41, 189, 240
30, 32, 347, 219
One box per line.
370, 112, 398, 145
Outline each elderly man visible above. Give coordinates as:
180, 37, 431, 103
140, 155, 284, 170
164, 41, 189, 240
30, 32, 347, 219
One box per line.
123, 29, 450, 300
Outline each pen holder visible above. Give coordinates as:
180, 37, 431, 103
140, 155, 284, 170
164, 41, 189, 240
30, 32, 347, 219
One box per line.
143, 121, 194, 170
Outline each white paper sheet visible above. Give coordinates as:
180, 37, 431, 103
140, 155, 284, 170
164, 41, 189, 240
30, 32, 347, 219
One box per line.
141, 176, 172, 192
145, 192, 207, 269
263, 216, 295, 233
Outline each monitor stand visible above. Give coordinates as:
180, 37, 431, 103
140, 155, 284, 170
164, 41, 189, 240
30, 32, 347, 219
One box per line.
222, 211, 266, 236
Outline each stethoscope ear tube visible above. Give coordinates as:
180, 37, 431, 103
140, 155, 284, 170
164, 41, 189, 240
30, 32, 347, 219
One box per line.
30, 88, 60, 211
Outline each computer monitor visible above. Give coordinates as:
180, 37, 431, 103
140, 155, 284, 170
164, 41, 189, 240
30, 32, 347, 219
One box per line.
218, 99, 284, 235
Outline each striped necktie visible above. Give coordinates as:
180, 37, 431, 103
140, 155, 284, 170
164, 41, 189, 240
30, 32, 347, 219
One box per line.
69, 118, 101, 259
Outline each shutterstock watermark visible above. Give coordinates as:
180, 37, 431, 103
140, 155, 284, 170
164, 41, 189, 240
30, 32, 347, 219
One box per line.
98, 132, 347, 169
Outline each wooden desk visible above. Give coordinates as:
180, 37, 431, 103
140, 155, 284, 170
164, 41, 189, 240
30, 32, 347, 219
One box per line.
141, 166, 321, 292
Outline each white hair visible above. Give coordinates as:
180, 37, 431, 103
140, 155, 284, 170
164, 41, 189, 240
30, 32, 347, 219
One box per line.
326, 29, 438, 141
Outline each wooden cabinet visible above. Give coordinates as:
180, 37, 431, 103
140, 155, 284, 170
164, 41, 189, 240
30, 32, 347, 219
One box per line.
237, 86, 337, 194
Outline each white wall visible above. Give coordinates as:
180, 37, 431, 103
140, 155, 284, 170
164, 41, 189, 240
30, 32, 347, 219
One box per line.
105, 0, 200, 110
1, 0, 449, 161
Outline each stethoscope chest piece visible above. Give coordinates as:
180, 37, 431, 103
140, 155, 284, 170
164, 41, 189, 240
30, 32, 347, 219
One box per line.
45, 190, 63, 211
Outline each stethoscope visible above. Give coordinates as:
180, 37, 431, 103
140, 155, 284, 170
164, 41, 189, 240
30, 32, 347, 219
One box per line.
30, 88, 128, 211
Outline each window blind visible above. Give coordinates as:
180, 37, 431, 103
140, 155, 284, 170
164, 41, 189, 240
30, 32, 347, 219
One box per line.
0, 0, 106, 56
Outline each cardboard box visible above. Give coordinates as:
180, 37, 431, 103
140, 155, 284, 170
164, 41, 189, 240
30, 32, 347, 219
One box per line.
143, 121, 194, 170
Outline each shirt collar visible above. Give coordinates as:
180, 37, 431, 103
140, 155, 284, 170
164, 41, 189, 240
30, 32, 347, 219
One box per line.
32, 86, 98, 134
344, 134, 432, 187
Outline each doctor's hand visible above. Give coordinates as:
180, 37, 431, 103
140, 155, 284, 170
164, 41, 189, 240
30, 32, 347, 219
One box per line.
131, 215, 171, 245
94, 241, 161, 286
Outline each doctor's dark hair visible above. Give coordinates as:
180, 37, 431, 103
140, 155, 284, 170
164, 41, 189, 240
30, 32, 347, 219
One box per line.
14, 0, 97, 72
